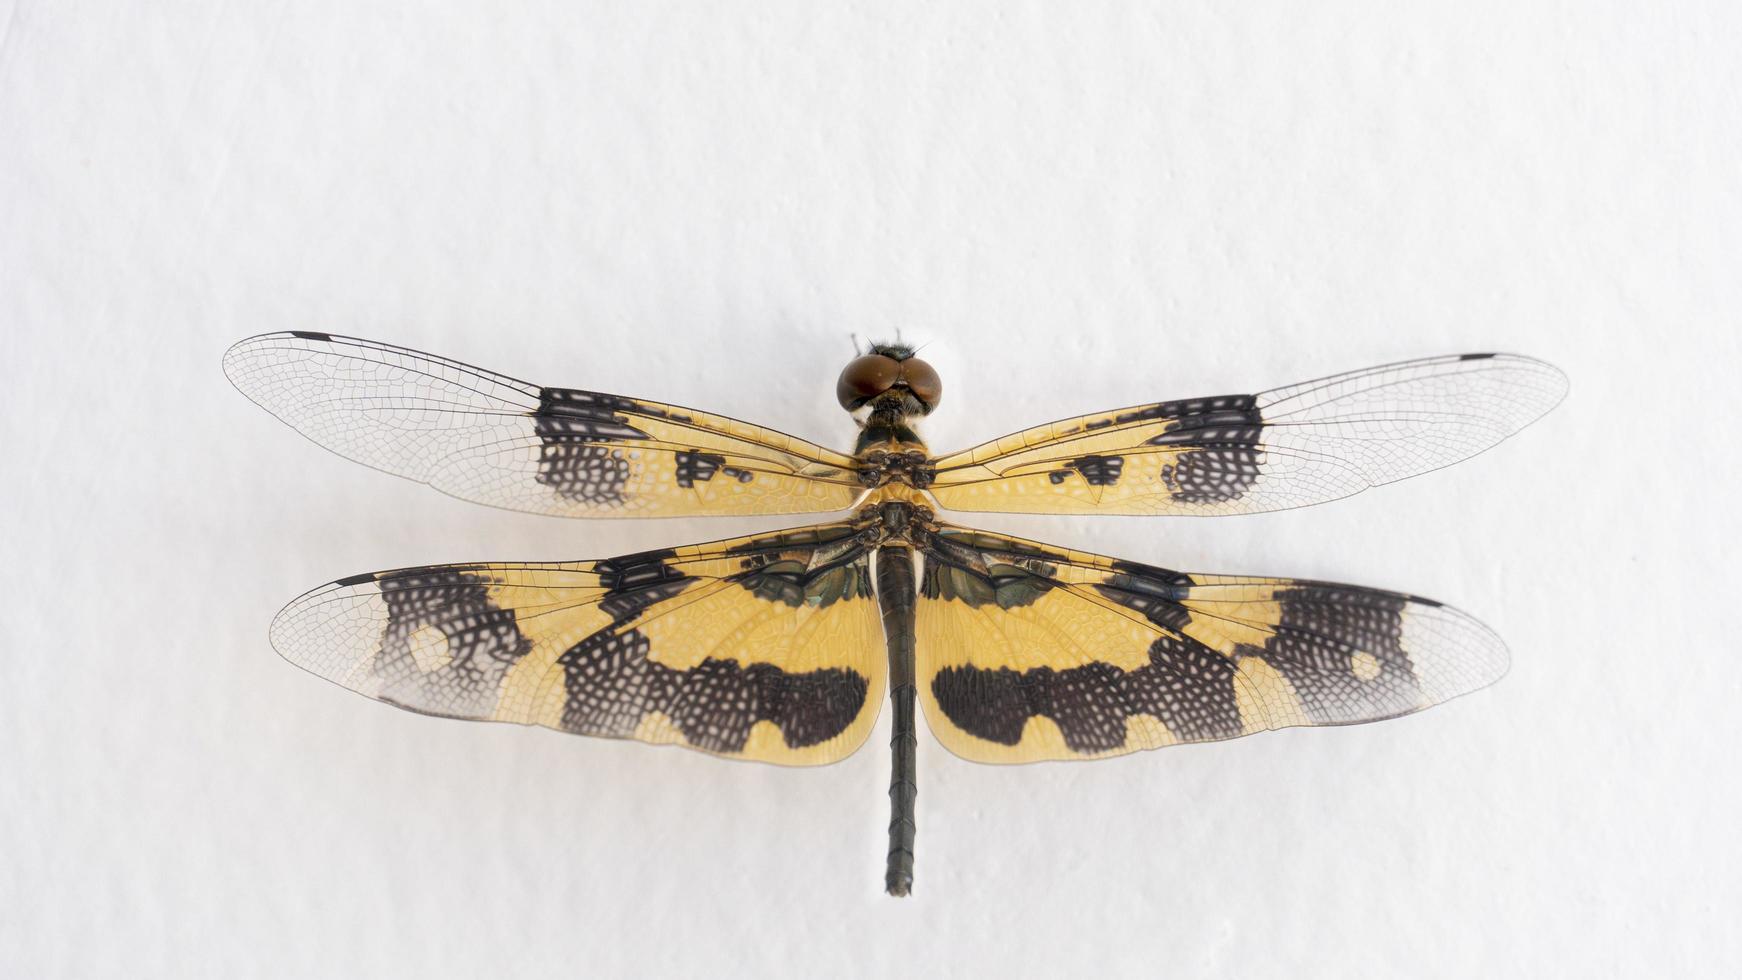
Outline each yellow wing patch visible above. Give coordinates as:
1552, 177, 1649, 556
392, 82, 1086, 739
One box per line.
927, 408, 1249, 516
272, 523, 885, 766
915, 525, 1508, 763
926, 354, 1567, 516
224, 332, 865, 518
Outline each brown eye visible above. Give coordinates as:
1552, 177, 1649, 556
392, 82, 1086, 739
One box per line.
900, 357, 942, 412
836, 355, 901, 410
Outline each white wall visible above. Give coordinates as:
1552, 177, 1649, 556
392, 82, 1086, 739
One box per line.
3, 2, 1737, 977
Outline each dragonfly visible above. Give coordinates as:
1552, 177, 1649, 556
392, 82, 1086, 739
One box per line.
225, 332, 1565, 896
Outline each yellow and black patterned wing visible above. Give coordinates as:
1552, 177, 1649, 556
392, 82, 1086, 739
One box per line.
270, 523, 884, 765
927, 354, 1566, 515
224, 332, 863, 517
915, 524, 1506, 763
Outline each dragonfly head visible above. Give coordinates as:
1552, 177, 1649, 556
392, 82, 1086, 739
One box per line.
836, 343, 942, 418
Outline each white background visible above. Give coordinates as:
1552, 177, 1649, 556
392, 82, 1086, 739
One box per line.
3, 2, 1738, 977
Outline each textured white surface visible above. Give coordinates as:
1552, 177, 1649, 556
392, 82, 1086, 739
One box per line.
3, 2, 1738, 977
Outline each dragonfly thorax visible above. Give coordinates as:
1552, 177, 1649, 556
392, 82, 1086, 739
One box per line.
856, 448, 936, 490
854, 497, 937, 548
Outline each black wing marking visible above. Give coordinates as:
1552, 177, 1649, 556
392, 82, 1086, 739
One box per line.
913, 524, 1508, 762
224, 332, 864, 517
268, 522, 887, 765
927, 353, 1567, 515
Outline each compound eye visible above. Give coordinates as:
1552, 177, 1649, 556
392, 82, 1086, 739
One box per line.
836, 354, 901, 410
900, 357, 942, 412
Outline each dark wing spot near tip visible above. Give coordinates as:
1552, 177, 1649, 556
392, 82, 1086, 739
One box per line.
535, 388, 654, 438
1459, 352, 1497, 361
538, 387, 643, 417
533, 387, 654, 505
289, 330, 334, 341
558, 628, 869, 752
1141, 395, 1264, 504
931, 632, 1244, 753
1250, 585, 1423, 724
372, 567, 534, 716
335, 571, 376, 587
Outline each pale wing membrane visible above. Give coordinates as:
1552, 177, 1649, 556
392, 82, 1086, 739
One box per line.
927, 353, 1566, 515
224, 332, 864, 517
914, 525, 1506, 763
270, 523, 887, 765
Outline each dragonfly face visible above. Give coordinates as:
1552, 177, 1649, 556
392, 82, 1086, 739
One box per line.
836, 344, 942, 416
840, 344, 941, 457
226, 332, 1565, 897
